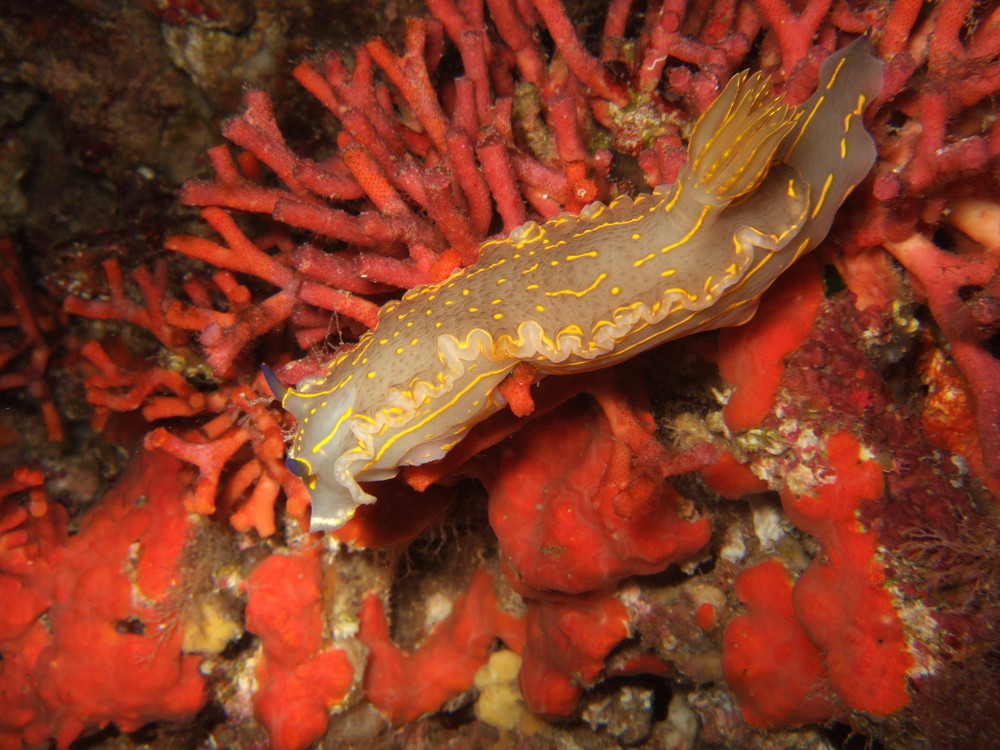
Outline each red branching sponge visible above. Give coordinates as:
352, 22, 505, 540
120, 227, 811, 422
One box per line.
0, 467, 50, 526
73, 327, 312, 537
780, 431, 912, 715
79, 339, 219, 430
358, 570, 525, 724
63, 258, 188, 350
518, 593, 630, 718
1, 450, 207, 749
165, 206, 380, 377
165, 1, 622, 377
245, 549, 355, 750
59, 254, 312, 538
884, 218, 1000, 478
145, 376, 311, 537
487, 380, 712, 596
0, 239, 65, 442
723, 559, 839, 728
872, 0, 1000, 199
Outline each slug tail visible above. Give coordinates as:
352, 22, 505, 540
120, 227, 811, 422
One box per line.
776, 36, 884, 254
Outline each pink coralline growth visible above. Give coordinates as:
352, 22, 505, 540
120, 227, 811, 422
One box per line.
486, 376, 712, 597
883, 210, 1000, 478
871, 0, 1000, 200
0, 450, 207, 749
358, 570, 524, 724
245, 550, 355, 750
723, 559, 838, 728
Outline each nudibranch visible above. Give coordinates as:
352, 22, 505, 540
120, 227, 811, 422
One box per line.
271, 38, 883, 531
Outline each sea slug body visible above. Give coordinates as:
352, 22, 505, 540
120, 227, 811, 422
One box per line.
275, 38, 884, 531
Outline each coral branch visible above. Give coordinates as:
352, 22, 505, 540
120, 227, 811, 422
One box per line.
1, 239, 64, 441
